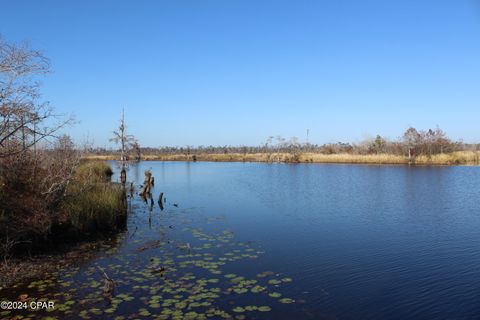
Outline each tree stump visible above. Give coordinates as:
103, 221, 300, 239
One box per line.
120, 168, 127, 185
140, 170, 153, 197
158, 192, 164, 211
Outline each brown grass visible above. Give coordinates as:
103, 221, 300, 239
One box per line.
85, 151, 480, 165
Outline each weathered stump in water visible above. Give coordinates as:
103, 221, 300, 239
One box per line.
144, 170, 152, 185
140, 170, 154, 197
140, 184, 150, 197
120, 168, 127, 185
98, 266, 115, 297
158, 192, 164, 211
129, 182, 134, 197
149, 193, 154, 213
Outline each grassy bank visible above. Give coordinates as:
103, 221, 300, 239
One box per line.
0, 161, 127, 287
86, 151, 480, 165
58, 161, 126, 237
0, 161, 126, 252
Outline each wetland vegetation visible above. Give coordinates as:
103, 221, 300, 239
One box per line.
0, 37, 302, 319
2, 3, 480, 318
0, 38, 127, 287
87, 129, 480, 166
4, 161, 480, 319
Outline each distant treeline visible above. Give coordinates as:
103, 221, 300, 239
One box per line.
90, 127, 477, 159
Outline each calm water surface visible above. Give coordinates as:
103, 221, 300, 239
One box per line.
4, 161, 480, 320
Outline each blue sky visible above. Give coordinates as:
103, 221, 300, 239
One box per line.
1, 0, 479, 147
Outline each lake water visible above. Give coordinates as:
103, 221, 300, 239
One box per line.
4, 161, 480, 320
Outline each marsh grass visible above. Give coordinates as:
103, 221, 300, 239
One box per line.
414, 151, 480, 165
87, 151, 480, 165
298, 153, 406, 164
60, 161, 126, 235
76, 160, 114, 181
0, 161, 126, 286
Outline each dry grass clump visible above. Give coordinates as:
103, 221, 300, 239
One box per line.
83, 155, 117, 160
75, 161, 114, 182
299, 153, 406, 164
416, 151, 480, 165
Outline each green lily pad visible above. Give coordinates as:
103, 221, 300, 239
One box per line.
232, 307, 245, 313
279, 298, 294, 304
139, 308, 151, 316
234, 288, 248, 294
268, 279, 282, 285
269, 292, 282, 298
251, 285, 266, 293
258, 306, 272, 312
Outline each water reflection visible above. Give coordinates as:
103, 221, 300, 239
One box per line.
4, 162, 480, 320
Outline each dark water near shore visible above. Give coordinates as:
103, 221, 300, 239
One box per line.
3, 161, 480, 320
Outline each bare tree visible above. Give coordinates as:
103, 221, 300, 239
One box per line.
430, 127, 452, 154
0, 36, 73, 158
110, 109, 138, 184
39, 135, 80, 203
110, 109, 137, 163
402, 127, 421, 161
287, 136, 301, 162
0, 36, 77, 249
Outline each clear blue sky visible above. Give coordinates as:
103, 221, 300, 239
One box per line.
1, 0, 479, 148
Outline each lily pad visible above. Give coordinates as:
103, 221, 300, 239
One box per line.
269, 292, 282, 298
279, 298, 294, 304
258, 306, 272, 312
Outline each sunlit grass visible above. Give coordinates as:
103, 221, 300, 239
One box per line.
61, 161, 126, 234
415, 151, 480, 165
298, 153, 406, 164
86, 151, 480, 165
76, 160, 113, 182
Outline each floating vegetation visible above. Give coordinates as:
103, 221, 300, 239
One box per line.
268, 279, 282, 285
279, 298, 295, 304
0, 196, 301, 320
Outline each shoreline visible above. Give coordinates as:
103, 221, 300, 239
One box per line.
0, 162, 127, 289
84, 151, 480, 166
0, 238, 119, 289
